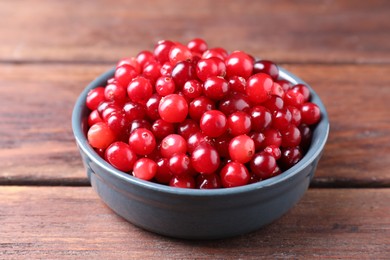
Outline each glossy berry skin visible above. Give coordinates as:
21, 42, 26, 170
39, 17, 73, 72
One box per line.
153, 40, 175, 64
177, 119, 200, 140
182, 80, 203, 99
145, 94, 162, 121
263, 145, 281, 160
191, 144, 220, 174
87, 122, 116, 149
160, 134, 187, 158
169, 174, 195, 189
250, 151, 277, 179
218, 92, 252, 116
280, 147, 302, 170
196, 58, 226, 82
280, 124, 302, 148
253, 60, 279, 80
272, 108, 292, 131
196, 173, 222, 189
127, 76, 153, 103
115, 64, 138, 88
203, 76, 230, 100
189, 96, 216, 122
300, 102, 321, 125
262, 128, 282, 148
249, 106, 272, 132
169, 43, 193, 64
105, 142, 137, 172
132, 158, 158, 181
117, 57, 141, 74
155, 76, 176, 96
88, 110, 103, 126
227, 111, 251, 136
171, 60, 197, 88
246, 73, 273, 104
292, 84, 310, 102
220, 161, 250, 188
123, 101, 146, 122
228, 76, 246, 93
202, 47, 228, 60
128, 128, 156, 156
168, 153, 192, 176
136, 50, 155, 68
186, 132, 210, 154
225, 51, 254, 79
187, 38, 208, 54
228, 134, 255, 164
200, 110, 227, 138
151, 119, 175, 140
155, 158, 173, 184
104, 83, 126, 104
86, 87, 105, 110
158, 94, 188, 123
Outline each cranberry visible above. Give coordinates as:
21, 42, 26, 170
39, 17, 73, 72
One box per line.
228, 76, 246, 93
88, 110, 103, 126
171, 60, 197, 88
250, 151, 277, 179
104, 83, 126, 105
87, 122, 116, 149
168, 153, 192, 176
127, 76, 153, 104
105, 142, 137, 172
123, 101, 146, 122
218, 92, 252, 115
187, 38, 208, 54
136, 50, 155, 68
280, 124, 302, 148
203, 76, 229, 100
200, 110, 227, 138
253, 60, 279, 80
292, 84, 311, 102
220, 161, 250, 188
158, 94, 188, 123
182, 80, 203, 99
246, 73, 273, 104
196, 173, 222, 189
300, 102, 321, 125
133, 158, 158, 181
196, 57, 226, 82
191, 144, 220, 174
202, 47, 228, 60
128, 128, 156, 156
225, 51, 254, 79
160, 134, 187, 158
227, 111, 251, 136
177, 119, 200, 140
169, 43, 193, 64
228, 134, 255, 164
153, 40, 175, 64
187, 132, 210, 154
86, 87, 105, 110
115, 64, 138, 88
280, 147, 302, 170
189, 96, 216, 122
151, 119, 175, 140
249, 106, 272, 132
116, 57, 141, 74
169, 174, 195, 188
155, 158, 173, 184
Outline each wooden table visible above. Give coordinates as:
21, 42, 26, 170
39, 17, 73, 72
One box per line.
1, 0, 389, 258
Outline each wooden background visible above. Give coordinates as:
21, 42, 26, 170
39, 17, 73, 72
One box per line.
0, 0, 389, 258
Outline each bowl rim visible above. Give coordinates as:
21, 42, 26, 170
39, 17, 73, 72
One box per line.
72, 66, 329, 197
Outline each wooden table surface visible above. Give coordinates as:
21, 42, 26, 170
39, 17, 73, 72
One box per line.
1, 0, 389, 259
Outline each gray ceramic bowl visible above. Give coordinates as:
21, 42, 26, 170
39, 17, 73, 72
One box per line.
72, 66, 329, 240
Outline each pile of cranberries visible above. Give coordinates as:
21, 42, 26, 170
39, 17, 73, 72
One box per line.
85, 39, 321, 189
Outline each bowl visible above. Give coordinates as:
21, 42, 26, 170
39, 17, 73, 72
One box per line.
72, 66, 329, 240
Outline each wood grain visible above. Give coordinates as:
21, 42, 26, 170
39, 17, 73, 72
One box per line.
0, 186, 388, 259
0, 0, 389, 64
1, 64, 389, 186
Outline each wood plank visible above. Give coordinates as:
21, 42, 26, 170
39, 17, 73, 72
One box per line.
0, 64, 389, 185
0, 187, 388, 259
0, 0, 389, 63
